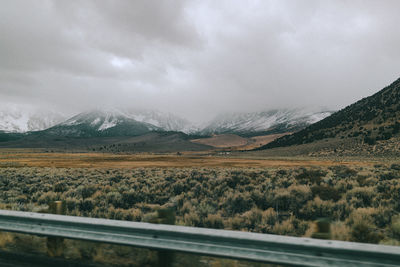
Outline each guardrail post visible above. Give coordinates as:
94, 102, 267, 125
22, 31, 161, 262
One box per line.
311, 218, 331, 240
46, 201, 66, 257
151, 208, 176, 267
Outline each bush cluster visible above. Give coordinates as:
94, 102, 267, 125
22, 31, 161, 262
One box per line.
0, 164, 399, 244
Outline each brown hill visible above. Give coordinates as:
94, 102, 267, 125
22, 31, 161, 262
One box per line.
259, 77, 400, 155
192, 133, 289, 150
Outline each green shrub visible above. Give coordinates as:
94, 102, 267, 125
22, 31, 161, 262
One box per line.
311, 185, 341, 202
224, 192, 254, 215
203, 214, 224, 229
53, 182, 67, 193
184, 211, 201, 227
295, 168, 326, 184
350, 220, 382, 244
106, 191, 124, 208
79, 198, 94, 212
346, 187, 376, 208
273, 185, 312, 215
79, 185, 97, 199
390, 164, 400, 171
299, 197, 334, 220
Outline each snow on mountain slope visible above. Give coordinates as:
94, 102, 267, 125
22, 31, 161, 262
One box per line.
60, 108, 195, 133
125, 109, 197, 133
0, 105, 66, 133
41, 110, 155, 137
201, 108, 334, 135
0, 105, 333, 137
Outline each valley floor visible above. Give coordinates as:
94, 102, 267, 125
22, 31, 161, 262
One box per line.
0, 149, 379, 169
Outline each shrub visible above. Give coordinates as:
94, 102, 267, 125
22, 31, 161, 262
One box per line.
272, 217, 299, 236
273, 185, 312, 215
121, 190, 138, 209
65, 197, 78, 211
390, 164, 400, 171
106, 192, 124, 209
331, 166, 358, 179
224, 192, 253, 215
79, 185, 97, 199
184, 212, 201, 227
311, 185, 341, 202
332, 200, 352, 221
295, 168, 326, 184
228, 217, 245, 230
53, 182, 67, 193
241, 208, 262, 231
330, 221, 351, 241
79, 198, 94, 212
380, 172, 397, 181
346, 187, 376, 208
299, 197, 334, 220
350, 220, 382, 244
38, 192, 58, 205
203, 214, 224, 229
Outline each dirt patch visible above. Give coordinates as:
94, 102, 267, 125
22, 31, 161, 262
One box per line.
191, 133, 291, 150
191, 134, 248, 148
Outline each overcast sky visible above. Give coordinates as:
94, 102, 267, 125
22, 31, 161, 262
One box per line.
1, 0, 400, 122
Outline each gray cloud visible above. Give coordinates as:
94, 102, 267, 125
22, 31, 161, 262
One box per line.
1, 0, 400, 122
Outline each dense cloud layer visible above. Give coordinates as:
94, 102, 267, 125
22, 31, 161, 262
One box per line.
1, 0, 400, 122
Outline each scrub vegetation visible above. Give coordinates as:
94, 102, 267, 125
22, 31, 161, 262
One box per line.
0, 164, 399, 244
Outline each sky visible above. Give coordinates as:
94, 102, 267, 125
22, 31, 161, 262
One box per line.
1, 0, 400, 122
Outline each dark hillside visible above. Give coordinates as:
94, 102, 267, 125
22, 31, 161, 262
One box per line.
0, 131, 24, 142
260, 77, 400, 149
0, 131, 211, 153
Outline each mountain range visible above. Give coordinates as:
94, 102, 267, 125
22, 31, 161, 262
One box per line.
202, 108, 333, 136
0, 106, 333, 151
1, 74, 398, 155
1, 76, 398, 155
0, 107, 332, 137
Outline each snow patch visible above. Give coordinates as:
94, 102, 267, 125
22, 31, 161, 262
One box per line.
91, 118, 101, 126
98, 117, 118, 131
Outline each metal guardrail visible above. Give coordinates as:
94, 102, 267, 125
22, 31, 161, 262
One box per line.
0, 210, 399, 267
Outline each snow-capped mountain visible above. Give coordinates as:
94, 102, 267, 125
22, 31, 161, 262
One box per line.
200, 108, 334, 135
58, 108, 196, 133
0, 105, 334, 138
0, 105, 66, 133
121, 109, 197, 133
42, 109, 160, 137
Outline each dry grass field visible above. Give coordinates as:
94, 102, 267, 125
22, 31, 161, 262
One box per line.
191, 134, 249, 148
0, 149, 375, 169
190, 133, 290, 150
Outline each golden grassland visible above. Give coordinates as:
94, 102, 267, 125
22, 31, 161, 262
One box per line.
191, 133, 290, 150
0, 149, 376, 169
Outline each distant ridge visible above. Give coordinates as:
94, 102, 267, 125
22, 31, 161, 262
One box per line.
260, 77, 400, 150
40, 110, 160, 138
200, 108, 333, 136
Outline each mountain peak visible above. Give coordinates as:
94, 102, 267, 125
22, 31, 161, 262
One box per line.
61, 108, 195, 133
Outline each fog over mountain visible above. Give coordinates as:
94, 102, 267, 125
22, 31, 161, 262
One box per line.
1, 1, 400, 122
0, 104, 66, 132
